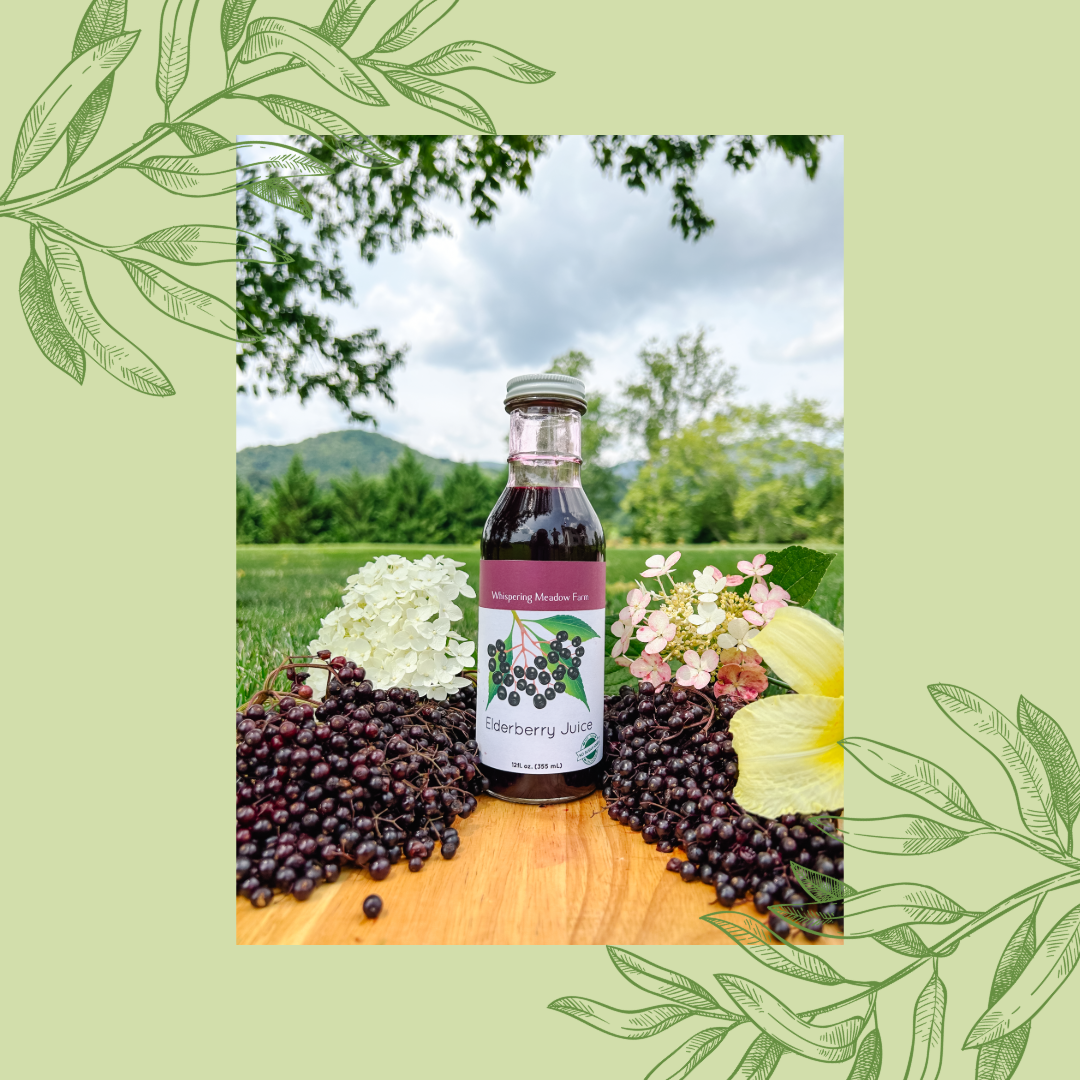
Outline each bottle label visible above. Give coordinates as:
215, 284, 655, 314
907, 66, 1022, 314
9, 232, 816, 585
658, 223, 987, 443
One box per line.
477, 560, 606, 774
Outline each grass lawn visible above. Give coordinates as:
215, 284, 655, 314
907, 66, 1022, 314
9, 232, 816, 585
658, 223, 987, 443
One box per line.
237, 543, 843, 706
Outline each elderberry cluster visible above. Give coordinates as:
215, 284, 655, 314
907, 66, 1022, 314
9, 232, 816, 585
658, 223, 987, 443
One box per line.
237, 654, 484, 908
487, 629, 583, 709
601, 680, 844, 940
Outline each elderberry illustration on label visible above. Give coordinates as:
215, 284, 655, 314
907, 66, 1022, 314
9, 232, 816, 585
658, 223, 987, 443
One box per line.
477, 562, 606, 774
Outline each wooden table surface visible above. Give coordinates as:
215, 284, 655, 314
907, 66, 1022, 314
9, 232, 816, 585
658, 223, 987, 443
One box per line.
237, 793, 841, 946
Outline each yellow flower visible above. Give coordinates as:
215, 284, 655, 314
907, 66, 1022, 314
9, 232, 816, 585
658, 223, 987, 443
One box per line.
728, 606, 843, 817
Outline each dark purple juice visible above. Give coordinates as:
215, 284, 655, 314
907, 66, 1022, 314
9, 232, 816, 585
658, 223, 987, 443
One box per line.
481, 484, 605, 801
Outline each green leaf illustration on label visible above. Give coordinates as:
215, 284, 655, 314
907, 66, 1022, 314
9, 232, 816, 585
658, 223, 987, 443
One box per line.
531, 615, 600, 642
360, 60, 494, 132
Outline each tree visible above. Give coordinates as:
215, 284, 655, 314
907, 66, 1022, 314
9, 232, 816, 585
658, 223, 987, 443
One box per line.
266, 455, 332, 543
238, 137, 829, 420
438, 462, 497, 544
328, 470, 381, 542
622, 416, 741, 543
616, 330, 740, 456
378, 449, 442, 544
236, 477, 266, 544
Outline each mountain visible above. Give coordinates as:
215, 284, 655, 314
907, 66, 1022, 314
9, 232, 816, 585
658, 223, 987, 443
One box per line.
237, 429, 505, 494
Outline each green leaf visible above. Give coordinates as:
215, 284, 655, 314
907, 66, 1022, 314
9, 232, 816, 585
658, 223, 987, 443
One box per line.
409, 40, 554, 83
72, 0, 127, 54
128, 224, 288, 265
988, 909, 1038, 1006
790, 864, 855, 904
529, 614, 600, 642
870, 925, 935, 958
19, 243, 85, 383
846, 1028, 882, 1080
605, 947, 726, 1013
315, 0, 374, 48
38, 232, 173, 397
253, 95, 400, 166
243, 176, 313, 218
129, 142, 332, 196
701, 912, 850, 985
546, 997, 701, 1040
11, 30, 140, 183
722, 1033, 784, 1080
975, 1027, 1030, 1080
824, 815, 976, 857
560, 669, 589, 710
644, 1026, 734, 1080
170, 122, 232, 154
240, 17, 387, 105
156, 0, 199, 113
903, 970, 946, 1080
928, 685, 1061, 849
965, 901, 1080, 1048
973, 906, 1037, 1078
713, 975, 860, 1062
840, 738, 982, 822
760, 545, 835, 607
372, 0, 458, 54
65, 0, 127, 173
362, 60, 495, 132
65, 78, 114, 174
775, 882, 970, 939
604, 653, 637, 695
1017, 695, 1080, 838
120, 258, 235, 338
220, 0, 257, 52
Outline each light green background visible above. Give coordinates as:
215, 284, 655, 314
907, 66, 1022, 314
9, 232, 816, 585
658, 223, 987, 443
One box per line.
3, 2, 1077, 1077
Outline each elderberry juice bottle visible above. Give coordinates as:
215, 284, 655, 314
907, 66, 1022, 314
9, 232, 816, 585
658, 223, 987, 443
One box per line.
478, 374, 606, 803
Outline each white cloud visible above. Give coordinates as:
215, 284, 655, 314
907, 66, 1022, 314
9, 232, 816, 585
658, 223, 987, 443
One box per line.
237, 136, 844, 458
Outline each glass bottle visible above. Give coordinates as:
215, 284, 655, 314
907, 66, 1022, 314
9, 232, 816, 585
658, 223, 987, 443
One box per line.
478, 373, 606, 803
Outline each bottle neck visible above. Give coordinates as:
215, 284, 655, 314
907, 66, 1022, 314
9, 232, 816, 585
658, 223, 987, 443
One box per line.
506, 402, 583, 488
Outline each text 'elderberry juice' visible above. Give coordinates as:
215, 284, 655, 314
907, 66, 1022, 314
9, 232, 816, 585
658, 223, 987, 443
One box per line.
478, 374, 606, 804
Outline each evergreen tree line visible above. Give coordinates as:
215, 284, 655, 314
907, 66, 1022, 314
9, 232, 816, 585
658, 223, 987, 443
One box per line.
237, 451, 507, 545
237, 333, 844, 547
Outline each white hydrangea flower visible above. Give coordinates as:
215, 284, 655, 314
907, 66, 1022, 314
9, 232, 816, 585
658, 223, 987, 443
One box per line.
308, 554, 476, 699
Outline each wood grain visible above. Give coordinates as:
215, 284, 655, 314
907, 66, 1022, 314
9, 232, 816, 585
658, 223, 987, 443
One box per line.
237, 793, 843, 946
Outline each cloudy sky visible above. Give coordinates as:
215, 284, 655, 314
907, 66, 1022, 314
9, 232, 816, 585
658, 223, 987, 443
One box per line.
236, 136, 843, 462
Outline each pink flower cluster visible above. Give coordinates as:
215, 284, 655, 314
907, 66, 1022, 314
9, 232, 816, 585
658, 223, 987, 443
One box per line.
608, 551, 785, 701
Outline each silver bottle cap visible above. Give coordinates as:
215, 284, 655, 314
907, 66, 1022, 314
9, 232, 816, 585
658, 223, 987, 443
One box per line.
504, 372, 587, 413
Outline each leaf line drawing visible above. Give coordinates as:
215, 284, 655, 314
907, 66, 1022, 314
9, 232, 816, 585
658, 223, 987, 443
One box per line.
2, 0, 554, 397
550, 687, 1080, 1079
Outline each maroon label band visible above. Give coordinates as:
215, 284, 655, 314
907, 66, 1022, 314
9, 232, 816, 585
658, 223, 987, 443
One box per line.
479, 560, 606, 611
